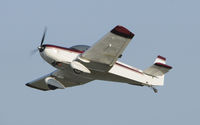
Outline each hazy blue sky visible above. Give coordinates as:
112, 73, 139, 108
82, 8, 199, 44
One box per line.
1, 0, 200, 124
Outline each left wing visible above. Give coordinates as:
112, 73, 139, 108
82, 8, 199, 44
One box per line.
26, 70, 93, 91
80, 25, 134, 67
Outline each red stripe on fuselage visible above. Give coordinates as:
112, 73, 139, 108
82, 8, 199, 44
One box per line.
44, 44, 143, 74
115, 62, 143, 74
44, 44, 84, 53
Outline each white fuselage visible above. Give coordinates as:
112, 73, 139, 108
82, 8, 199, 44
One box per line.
40, 45, 79, 67
39, 44, 164, 87
26, 25, 172, 92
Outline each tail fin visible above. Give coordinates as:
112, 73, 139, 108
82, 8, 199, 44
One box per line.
143, 55, 172, 86
154, 55, 166, 64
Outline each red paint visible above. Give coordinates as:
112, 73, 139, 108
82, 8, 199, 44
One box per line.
157, 55, 166, 61
115, 62, 143, 74
154, 63, 172, 69
44, 44, 145, 73
111, 25, 134, 39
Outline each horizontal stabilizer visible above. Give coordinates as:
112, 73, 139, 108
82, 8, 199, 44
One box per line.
144, 55, 172, 77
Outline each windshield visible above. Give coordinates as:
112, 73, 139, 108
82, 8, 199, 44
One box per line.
70, 45, 90, 52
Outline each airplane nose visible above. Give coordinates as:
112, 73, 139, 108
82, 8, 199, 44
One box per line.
38, 45, 46, 52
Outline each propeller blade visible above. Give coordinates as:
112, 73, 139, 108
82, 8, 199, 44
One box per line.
40, 27, 47, 46
30, 48, 38, 56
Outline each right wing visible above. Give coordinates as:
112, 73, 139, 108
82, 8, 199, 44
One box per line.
26, 70, 93, 91
80, 25, 134, 69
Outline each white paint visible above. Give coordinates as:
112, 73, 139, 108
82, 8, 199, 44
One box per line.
37, 46, 169, 89
154, 57, 166, 64
70, 61, 91, 73
28, 25, 172, 92
34, 45, 171, 91
108, 61, 164, 86
45, 77, 65, 89
77, 56, 90, 63
40, 47, 79, 66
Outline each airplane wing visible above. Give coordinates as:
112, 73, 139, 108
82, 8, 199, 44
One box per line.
26, 70, 93, 91
80, 25, 134, 67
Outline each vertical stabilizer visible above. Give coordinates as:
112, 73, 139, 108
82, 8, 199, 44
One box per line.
154, 55, 166, 64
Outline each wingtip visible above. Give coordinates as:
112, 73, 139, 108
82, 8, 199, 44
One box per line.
25, 83, 48, 91
111, 25, 134, 39
25, 83, 31, 87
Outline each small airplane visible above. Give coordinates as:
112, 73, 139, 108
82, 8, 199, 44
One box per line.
26, 25, 172, 93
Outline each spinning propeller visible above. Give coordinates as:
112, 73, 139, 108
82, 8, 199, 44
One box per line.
38, 27, 47, 52
30, 27, 47, 55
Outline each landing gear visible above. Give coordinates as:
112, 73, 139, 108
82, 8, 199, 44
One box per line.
151, 87, 158, 93
148, 85, 158, 93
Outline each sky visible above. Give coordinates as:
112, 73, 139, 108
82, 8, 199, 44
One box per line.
0, 0, 200, 124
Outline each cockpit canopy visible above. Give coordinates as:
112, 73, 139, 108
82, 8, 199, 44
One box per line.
70, 45, 90, 52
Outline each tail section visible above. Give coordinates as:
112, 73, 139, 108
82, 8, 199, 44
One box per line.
144, 55, 172, 77
154, 55, 166, 64
108, 55, 172, 93
143, 55, 172, 86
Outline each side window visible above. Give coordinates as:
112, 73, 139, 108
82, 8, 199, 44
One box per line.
70, 45, 90, 51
